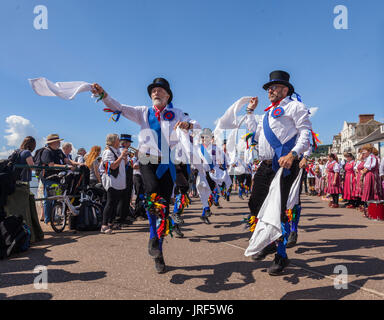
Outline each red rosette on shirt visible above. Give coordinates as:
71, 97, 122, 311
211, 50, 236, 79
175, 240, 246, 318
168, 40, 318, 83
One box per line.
271, 106, 285, 119
163, 110, 175, 121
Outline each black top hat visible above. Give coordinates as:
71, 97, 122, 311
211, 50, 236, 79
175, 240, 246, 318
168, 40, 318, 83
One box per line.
147, 78, 173, 104
120, 134, 133, 142
263, 70, 295, 96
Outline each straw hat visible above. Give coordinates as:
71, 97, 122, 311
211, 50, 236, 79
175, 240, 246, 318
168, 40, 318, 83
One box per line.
45, 134, 64, 144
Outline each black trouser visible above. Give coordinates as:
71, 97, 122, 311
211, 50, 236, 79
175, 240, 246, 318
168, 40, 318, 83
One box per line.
174, 164, 190, 195
302, 171, 308, 193
245, 174, 252, 190
133, 174, 145, 215
139, 163, 174, 215
227, 175, 235, 193
103, 187, 124, 225
205, 171, 216, 192
116, 167, 133, 222
237, 174, 246, 185
248, 160, 301, 222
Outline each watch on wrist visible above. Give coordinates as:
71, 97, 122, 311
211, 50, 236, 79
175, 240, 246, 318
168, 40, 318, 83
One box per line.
291, 151, 298, 159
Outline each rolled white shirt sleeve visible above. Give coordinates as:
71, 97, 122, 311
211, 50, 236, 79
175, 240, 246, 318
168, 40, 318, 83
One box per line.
245, 113, 259, 132
291, 104, 312, 156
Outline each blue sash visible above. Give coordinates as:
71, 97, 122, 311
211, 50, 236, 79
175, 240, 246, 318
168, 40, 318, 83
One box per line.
201, 144, 214, 170
263, 111, 297, 177
147, 107, 176, 182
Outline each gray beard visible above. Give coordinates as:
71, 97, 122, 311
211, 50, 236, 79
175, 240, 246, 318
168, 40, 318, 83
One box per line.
152, 98, 165, 107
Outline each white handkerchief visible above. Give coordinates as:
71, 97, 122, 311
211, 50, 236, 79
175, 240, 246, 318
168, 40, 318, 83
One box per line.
245, 168, 283, 256
29, 77, 92, 100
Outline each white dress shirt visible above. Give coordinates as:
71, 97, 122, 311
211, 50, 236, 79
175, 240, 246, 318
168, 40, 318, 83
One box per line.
102, 95, 201, 157
245, 97, 312, 161
380, 157, 384, 176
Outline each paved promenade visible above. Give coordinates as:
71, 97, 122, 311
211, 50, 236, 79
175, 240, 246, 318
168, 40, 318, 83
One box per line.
1, 194, 384, 300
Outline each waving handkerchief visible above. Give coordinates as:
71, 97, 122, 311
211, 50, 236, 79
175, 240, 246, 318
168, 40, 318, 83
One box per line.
29, 78, 92, 100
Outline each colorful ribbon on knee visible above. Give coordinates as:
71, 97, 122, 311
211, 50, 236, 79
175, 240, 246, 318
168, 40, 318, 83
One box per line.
145, 193, 173, 238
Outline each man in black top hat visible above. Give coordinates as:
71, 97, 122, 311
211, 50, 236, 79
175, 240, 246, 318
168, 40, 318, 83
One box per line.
91, 77, 200, 274
244, 70, 312, 275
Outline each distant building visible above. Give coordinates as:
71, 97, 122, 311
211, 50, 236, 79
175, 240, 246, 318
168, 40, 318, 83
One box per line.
339, 114, 382, 155
354, 124, 384, 158
330, 134, 342, 157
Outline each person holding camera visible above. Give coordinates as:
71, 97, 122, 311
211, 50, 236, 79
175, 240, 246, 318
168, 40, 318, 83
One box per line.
100, 134, 129, 234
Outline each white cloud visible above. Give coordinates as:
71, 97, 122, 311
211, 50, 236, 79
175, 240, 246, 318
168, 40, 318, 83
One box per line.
309, 107, 319, 118
0, 115, 77, 160
4, 115, 38, 147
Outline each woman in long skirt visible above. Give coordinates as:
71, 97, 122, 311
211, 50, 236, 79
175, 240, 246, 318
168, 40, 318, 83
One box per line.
343, 153, 356, 208
326, 154, 343, 208
361, 145, 383, 205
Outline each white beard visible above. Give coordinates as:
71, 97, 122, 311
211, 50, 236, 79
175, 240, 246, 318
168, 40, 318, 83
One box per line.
152, 98, 164, 107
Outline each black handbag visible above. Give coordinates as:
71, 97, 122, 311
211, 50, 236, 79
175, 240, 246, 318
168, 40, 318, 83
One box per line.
107, 147, 120, 178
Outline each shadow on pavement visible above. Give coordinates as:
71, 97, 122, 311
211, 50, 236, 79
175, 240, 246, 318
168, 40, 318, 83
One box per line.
169, 260, 270, 293
299, 224, 367, 233
304, 213, 343, 221
188, 231, 249, 243
295, 239, 384, 255
0, 231, 107, 296
281, 254, 384, 299
0, 292, 53, 300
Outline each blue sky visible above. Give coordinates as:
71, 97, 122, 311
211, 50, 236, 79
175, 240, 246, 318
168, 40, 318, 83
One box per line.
0, 0, 383, 154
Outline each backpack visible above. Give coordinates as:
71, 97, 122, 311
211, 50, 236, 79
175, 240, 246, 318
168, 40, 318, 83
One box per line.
33, 147, 48, 178
0, 215, 31, 259
0, 150, 22, 196
71, 200, 102, 231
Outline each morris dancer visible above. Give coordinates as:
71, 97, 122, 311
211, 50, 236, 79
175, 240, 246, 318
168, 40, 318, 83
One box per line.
91, 78, 199, 273
194, 128, 221, 224
244, 70, 311, 275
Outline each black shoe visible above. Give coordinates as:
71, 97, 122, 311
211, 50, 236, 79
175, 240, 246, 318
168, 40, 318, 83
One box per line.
172, 212, 184, 225
286, 231, 298, 248
154, 255, 166, 274
268, 254, 290, 276
174, 224, 184, 238
200, 216, 211, 224
251, 242, 277, 261
148, 238, 162, 258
